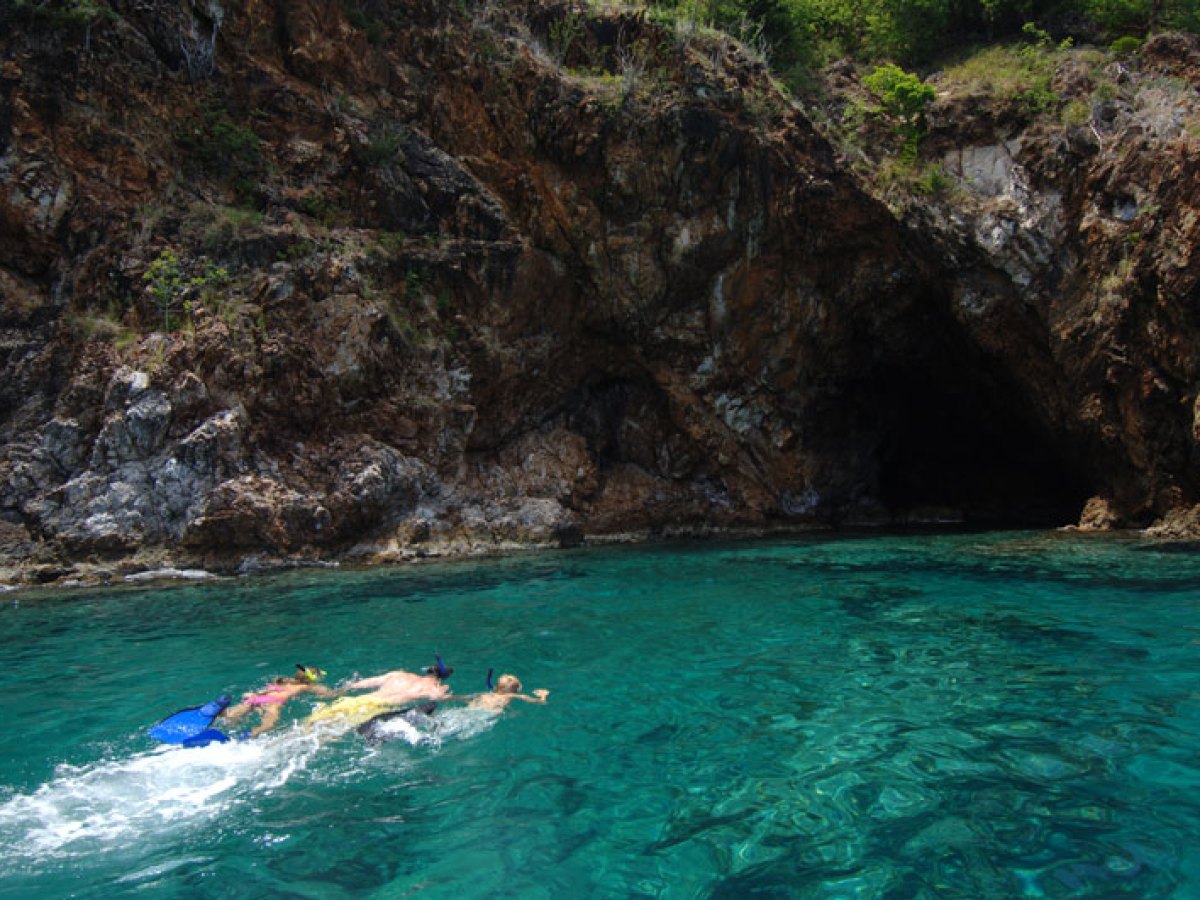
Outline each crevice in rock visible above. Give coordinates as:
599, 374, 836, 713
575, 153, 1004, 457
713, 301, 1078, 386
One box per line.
563, 376, 680, 474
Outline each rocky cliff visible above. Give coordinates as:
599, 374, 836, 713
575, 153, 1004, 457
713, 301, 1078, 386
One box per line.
1, 0, 1197, 583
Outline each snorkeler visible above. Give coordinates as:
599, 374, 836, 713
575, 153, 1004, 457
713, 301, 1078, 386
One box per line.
306, 655, 453, 727
223, 664, 333, 737
465, 671, 549, 712
353, 666, 548, 744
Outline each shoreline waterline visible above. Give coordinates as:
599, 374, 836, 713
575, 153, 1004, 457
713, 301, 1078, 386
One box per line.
0, 517, 1164, 594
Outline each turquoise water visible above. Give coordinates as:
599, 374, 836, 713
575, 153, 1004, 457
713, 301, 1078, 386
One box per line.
2, 532, 1200, 897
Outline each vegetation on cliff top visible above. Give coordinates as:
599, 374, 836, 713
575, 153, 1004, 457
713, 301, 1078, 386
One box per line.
649, 0, 1196, 71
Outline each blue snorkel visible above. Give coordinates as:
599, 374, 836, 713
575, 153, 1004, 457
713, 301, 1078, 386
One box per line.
424, 653, 453, 680
486, 668, 494, 690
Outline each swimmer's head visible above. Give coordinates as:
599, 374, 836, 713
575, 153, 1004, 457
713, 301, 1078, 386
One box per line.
424, 653, 453, 680
295, 664, 326, 683
494, 674, 522, 694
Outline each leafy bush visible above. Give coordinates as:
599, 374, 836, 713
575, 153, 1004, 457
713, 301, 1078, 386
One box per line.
143, 250, 230, 332
177, 102, 262, 200
864, 63, 936, 120
914, 162, 955, 196
1062, 98, 1091, 126
1110, 35, 1143, 53
345, 6, 387, 46
864, 63, 935, 160
300, 194, 342, 228
360, 127, 404, 168
548, 8, 587, 63
9, 0, 111, 30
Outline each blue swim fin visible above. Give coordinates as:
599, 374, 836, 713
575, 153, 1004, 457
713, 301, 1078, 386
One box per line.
181, 728, 231, 748
149, 695, 232, 745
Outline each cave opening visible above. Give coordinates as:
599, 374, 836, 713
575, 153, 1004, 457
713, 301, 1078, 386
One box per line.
871, 365, 1091, 526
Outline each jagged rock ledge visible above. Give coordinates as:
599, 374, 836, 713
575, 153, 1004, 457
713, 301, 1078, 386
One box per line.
4, 512, 1194, 592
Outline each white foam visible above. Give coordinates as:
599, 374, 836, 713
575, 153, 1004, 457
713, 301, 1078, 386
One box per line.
434, 707, 502, 742
361, 706, 499, 751
0, 727, 322, 862
0, 708, 503, 864
123, 568, 215, 582
368, 716, 439, 748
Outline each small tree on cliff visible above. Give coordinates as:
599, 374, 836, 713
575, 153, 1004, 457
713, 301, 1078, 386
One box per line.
863, 63, 936, 163
143, 250, 229, 332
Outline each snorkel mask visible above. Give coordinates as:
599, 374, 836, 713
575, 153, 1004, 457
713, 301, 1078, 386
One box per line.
296, 664, 327, 683
424, 653, 453, 680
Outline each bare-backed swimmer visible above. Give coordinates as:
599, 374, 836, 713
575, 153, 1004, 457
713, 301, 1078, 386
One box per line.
355, 667, 548, 744
467, 672, 549, 712
307, 656, 453, 728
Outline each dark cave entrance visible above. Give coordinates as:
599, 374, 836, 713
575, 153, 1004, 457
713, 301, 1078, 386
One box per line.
870, 365, 1091, 526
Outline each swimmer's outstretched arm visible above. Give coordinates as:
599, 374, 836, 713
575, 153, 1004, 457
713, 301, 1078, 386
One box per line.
438, 689, 549, 704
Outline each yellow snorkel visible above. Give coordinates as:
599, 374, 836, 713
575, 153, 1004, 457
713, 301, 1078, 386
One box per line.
296, 664, 327, 683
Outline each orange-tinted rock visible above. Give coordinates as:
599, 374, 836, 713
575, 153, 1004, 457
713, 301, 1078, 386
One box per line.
0, 4, 1197, 579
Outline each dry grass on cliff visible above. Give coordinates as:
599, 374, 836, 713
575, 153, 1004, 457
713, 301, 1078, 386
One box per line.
935, 43, 1063, 113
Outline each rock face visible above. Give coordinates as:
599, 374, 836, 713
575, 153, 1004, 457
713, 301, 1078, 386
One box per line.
0, 1, 1197, 579
916, 33, 1200, 528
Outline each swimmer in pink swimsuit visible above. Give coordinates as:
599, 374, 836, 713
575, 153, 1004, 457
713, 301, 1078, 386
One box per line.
245, 685, 290, 705
223, 664, 333, 737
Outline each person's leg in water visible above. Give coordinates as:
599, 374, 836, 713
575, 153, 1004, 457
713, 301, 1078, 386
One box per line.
224, 695, 285, 735
251, 703, 284, 737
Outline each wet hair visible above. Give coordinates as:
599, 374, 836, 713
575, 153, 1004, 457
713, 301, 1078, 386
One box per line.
495, 674, 522, 693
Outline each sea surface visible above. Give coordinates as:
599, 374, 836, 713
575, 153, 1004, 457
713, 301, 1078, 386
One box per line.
1, 531, 1199, 898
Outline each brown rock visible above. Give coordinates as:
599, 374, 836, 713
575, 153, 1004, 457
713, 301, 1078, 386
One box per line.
1077, 496, 1121, 531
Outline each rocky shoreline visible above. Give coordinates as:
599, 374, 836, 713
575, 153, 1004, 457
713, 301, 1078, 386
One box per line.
3, 514, 1191, 591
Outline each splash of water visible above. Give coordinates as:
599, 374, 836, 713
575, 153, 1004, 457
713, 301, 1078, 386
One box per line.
0, 706, 500, 864
0, 727, 323, 862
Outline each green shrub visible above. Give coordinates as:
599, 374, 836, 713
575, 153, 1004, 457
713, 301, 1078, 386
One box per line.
864, 63, 935, 161
361, 127, 404, 167
144, 250, 230, 332
404, 268, 425, 299
345, 6, 386, 46
1062, 98, 1091, 127
914, 163, 955, 196
10, 0, 112, 30
375, 231, 407, 254
300, 194, 341, 228
1110, 35, 1143, 53
548, 8, 586, 63
179, 103, 262, 184
1018, 79, 1058, 114
864, 63, 936, 120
